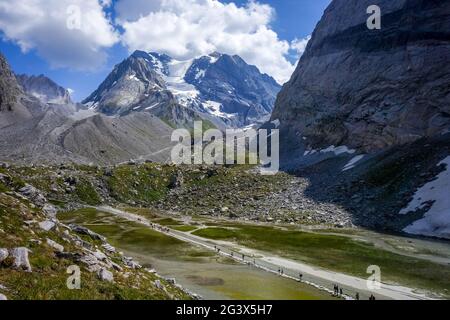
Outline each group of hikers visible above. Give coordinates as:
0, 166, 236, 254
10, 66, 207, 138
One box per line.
333, 284, 344, 297
150, 222, 170, 233
333, 285, 376, 300
214, 246, 247, 262
212, 245, 376, 301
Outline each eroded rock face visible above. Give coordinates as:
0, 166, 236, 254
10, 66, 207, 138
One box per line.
19, 184, 47, 207
272, 0, 450, 154
0, 53, 20, 112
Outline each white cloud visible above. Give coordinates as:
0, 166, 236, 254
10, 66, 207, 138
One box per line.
0, 0, 118, 70
290, 35, 311, 59
118, 0, 295, 84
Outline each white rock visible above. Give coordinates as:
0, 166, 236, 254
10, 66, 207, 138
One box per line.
93, 250, 107, 261
46, 238, 64, 253
0, 293, 7, 300
42, 204, 57, 218
79, 254, 99, 266
101, 244, 116, 254
0, 248, 8, 263
10, 247, 32, 272
19, 184, 47, 206
154, 280, 164, 290
39, 220, 56, 232
98, 268, 114, 283
111, 262, 123, 272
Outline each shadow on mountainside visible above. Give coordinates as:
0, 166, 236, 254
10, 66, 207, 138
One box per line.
283, 133, 450, 236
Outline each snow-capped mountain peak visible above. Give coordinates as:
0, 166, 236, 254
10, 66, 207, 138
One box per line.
83, 50, 281, 128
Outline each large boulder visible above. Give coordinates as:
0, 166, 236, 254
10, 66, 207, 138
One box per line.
39, 220, 56, 232
97, 268, 114, 283
0, 248, 8, 263
10, 247, 32, 272
69, 224, 106, 242
46, 238, 64, 253
19, 184, 47, 207
42, 204, 57, 218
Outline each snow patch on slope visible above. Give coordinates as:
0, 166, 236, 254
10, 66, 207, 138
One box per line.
162, 59, 199, 107
400, 156, 450, 239
204, 100, 234, 119
342, 155, 366, 172
320, 145, 356, 155
128, 74, 140, 82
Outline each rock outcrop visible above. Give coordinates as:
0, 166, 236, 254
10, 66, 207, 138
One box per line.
0, 53, 20, 112
272, 0, 450, 156
10, 247, 32, 272
0, 53, 41, 129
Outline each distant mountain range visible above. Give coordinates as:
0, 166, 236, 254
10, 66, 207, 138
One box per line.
0, 50, 280, 165
16, 74, 72, 105
83, 50, 281, 128
0, 53, 176, 165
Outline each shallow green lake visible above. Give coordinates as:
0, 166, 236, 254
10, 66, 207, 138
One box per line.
59, 209, 334, 300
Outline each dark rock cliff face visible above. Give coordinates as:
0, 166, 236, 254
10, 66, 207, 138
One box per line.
0, 53, 20, 112
272, 0, 450, 155
185, 53, 281, 126
0, 53, 46, 129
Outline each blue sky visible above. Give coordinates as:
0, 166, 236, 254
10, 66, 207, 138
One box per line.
0, 0, 330, 102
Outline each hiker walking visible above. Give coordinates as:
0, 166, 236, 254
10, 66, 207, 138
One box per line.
339, 288, 343, 296
355, 292, 360, 300
299, 273, 303, 282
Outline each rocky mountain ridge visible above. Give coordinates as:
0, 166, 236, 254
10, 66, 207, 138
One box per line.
0, 54, 20, 112
84, 50, 281, 128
